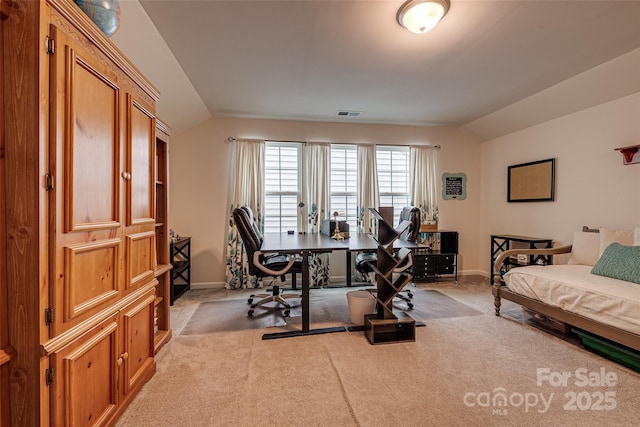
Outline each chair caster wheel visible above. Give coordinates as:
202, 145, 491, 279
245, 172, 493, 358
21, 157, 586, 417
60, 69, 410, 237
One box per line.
407, 302, 414, 309
247, 298, 253, 304
283, 309, 290, 317
407, 292, 413, 299
248, 309, 254, 317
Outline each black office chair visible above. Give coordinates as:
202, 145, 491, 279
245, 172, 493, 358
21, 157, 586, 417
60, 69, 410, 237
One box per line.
232, 206, 302, 317
355, 206, 420, 307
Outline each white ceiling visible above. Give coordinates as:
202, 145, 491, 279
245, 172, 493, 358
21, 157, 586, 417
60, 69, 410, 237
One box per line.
125, 0, 640, 137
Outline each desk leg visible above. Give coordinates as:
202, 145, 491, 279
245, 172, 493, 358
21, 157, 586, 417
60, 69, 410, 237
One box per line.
262, 249, 346, 340
346, 251, 352, 287
302, 250, 310, 333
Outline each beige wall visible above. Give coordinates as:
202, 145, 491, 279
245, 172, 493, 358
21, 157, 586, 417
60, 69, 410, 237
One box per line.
171, 87, 640, 286
169, 117, 482, 286
480, 92, 640, 273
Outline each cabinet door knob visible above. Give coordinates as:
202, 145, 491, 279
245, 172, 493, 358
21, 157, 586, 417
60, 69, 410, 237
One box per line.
122, 352, 129, 360
116, 357, 123, 366
121, 171, 131, 180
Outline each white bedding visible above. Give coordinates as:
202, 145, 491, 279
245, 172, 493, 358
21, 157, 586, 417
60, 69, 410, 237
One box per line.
504, 265, 640, 335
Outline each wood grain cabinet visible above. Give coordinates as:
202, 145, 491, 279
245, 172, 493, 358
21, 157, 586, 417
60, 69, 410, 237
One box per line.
48, 288, 155, 426
2, 1, 167, 425
154, 120, 172, 352
0, 5, 11, 425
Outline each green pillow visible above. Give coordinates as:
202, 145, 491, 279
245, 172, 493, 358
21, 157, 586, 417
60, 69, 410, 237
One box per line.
591, 243, 640, 284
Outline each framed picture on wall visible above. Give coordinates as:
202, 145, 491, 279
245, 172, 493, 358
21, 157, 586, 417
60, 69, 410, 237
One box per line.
442, 172, 467, 200
508, 158, 555, 202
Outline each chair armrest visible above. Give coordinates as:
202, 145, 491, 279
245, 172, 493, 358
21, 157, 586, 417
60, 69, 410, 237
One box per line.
493, 245, 573, 286
253, 252, 296, 276
395, 251, 413, 273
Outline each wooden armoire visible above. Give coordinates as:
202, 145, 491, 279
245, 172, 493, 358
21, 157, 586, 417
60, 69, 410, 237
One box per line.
1, 0, 172, 425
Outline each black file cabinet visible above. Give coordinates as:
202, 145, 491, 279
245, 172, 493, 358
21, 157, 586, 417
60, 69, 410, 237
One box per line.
413, 231, 458, 284
170, 236, 191, 304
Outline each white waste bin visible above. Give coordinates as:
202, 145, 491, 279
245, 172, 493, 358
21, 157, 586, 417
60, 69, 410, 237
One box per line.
346, 290, 376, 326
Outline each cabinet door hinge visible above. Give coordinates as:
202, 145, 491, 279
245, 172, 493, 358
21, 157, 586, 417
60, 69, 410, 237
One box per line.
45, 307, 54, 325
44, 173, 54, 191
45, 368, 55, 386
45, 36, 55, 55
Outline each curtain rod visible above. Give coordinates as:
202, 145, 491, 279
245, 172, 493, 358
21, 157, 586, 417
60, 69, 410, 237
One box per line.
225, 137, 441, 150
225, 137, 302, 144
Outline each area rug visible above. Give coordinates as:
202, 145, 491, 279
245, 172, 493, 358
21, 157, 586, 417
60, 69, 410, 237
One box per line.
180, 288, 481, 335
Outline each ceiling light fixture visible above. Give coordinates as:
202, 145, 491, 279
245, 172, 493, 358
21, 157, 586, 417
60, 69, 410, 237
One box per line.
397, 0, 450, 34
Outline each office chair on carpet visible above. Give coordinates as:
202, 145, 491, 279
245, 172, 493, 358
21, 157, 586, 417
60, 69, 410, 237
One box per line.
232, 206, 302, 317
354, 206, 420, 308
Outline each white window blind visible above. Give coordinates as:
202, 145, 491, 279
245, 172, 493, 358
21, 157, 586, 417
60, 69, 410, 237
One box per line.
376, 146, 410, 225
264, 143, 301, 233
330, 145, 357, 230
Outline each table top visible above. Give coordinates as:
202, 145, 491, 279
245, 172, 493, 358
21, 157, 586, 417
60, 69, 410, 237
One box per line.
261, 232, 420, 253
261, 233, 349, 253
491, 234, 553, 242
345, 233, 378, 251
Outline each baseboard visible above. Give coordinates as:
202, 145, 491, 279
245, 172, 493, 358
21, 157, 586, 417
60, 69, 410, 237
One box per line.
460, 269, 489, 278
190, 282, 226, 289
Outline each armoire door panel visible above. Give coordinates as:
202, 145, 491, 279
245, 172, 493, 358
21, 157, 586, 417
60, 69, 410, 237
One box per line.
125, 231, 155, 289
63, 239, 120, 322
50, 315, 119, 427
120, 291, 155, 396
61, 41, 121, 232
125, 96, 155, 226
50, 27, 124, 336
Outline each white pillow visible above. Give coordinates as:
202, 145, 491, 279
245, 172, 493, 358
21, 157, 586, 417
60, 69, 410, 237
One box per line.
599, 227, 634, 255
567, 231, 600, 266
635, 227, 640, 246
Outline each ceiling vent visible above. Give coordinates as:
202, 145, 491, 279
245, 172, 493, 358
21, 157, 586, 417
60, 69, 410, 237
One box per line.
336, 110, 361, 117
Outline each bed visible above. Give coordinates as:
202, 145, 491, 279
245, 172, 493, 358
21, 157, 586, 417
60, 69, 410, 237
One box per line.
492, 228, 640, 356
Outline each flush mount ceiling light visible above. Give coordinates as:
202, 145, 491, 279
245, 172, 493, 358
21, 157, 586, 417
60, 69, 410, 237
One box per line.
397, 0, 450, 34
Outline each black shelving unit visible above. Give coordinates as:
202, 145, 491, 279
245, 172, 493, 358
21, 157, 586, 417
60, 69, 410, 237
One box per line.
413, 230, 458, 284
363, 208, 416, 344
490, 234, 553, 285
170, 237, 191, 304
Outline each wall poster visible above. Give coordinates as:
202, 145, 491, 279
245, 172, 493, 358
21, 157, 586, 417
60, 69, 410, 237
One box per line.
508, 158, 555, 202
442, 172, 467, 200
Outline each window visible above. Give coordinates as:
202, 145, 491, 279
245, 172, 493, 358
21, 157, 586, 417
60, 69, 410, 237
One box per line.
376, 146, 410, 225
264, 142, 301, 233
330, 145, 358, 230
263, 143, 420, 232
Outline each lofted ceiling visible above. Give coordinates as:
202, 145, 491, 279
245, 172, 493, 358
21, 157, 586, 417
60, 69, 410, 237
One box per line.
133, 0, 640, 136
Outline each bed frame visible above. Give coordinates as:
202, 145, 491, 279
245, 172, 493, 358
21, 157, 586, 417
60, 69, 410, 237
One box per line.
492, 245, 640, 353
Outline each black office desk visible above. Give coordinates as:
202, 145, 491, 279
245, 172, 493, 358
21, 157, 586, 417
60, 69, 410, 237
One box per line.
260, 233, 349, 340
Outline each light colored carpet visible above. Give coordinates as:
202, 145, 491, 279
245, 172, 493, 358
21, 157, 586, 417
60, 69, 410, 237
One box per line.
117, 277, 640, 426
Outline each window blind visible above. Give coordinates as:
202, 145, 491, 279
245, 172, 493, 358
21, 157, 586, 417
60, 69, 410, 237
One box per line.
377, 146, 410, 225
264, 143, 301, 233
330, 144, 358, 229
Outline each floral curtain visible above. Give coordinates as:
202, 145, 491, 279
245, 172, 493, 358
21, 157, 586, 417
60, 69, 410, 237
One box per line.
354, 144, 379, 283
303, 142, 331, 286
410, 146, 439, 224
224, 139, 265, 289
